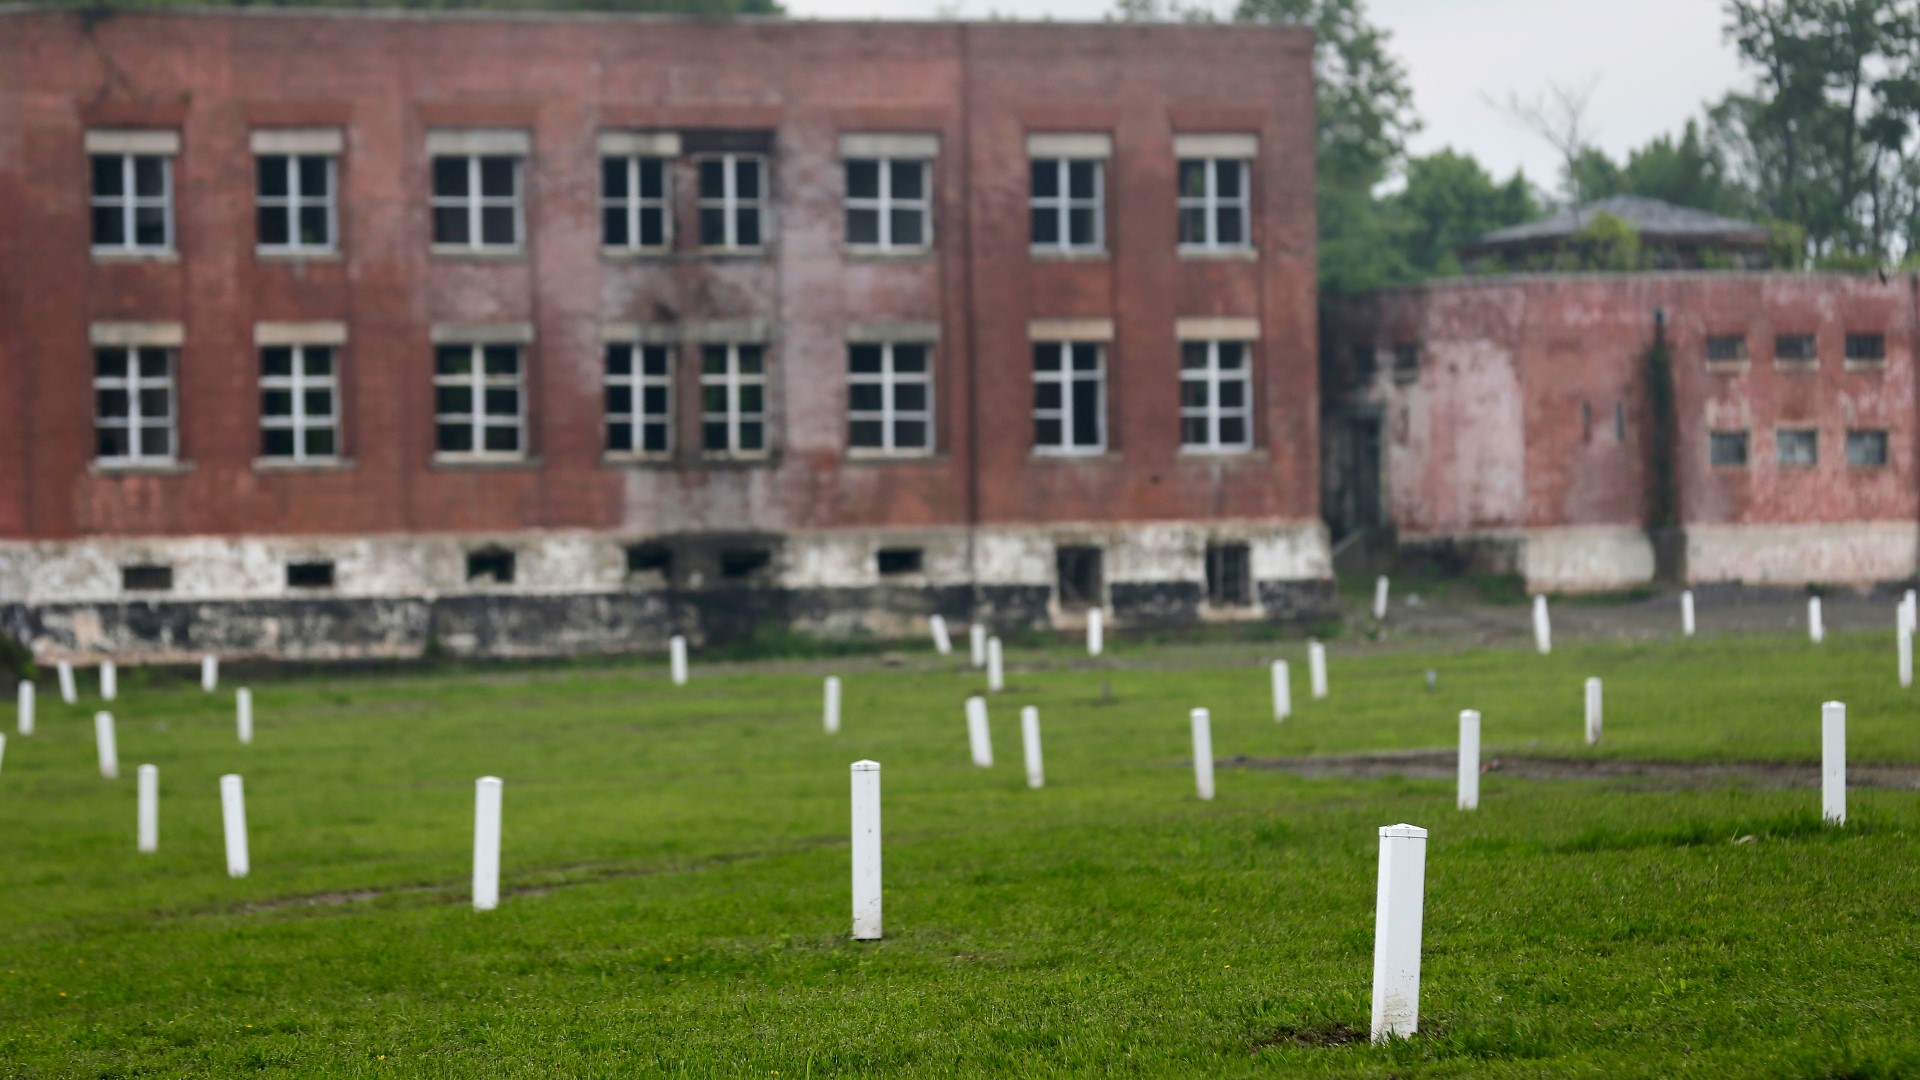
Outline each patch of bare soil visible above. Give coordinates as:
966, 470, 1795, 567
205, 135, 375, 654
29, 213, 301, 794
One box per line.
1225, 749, 1920, 792
1252, 1020, 1368, 1051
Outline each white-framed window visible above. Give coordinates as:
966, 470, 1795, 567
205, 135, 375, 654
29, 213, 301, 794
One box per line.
697, 154, 766, 250
430, 156, 523, 252
257, 155, 337, 254
601, 156, 672, 251
260, 345, 340, 461
1178, 158, 1251, 250
94, 347, 176, 464
1033, 341, 1106, 454
848, 343, 933, 455
1030, 158, 1104, 252
1775, 428, 1818, 467
434, 343, 525, 459
605, 343, 673, 457
845, 159, 932, 251
1848, 428, 1890, 467
90, 154, 173, 254
700, 343, 767, 455
1179, 340, 1253, 451
1709, 430, 1749, 467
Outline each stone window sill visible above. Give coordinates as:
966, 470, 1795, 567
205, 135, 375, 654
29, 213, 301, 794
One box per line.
430, 245, 526, 262
1031, 450, 1120, 464
1705, 361, 1749, 374
1030, 247, 1108, 262
257, 248, 342, 263
844, 247, 936, 262
1178, 447, 1267, 461
253, 457, 356, 472
846, 450, 943, 465
92, 250, 179, 264
600, 453, 676, 468
90, 460, 193, 477
601, 246, 672, 261
431, 455, 541, 470
1179, 247, 1258, 262
1845, 360, 1888, 373
1773, 361, 1820, 373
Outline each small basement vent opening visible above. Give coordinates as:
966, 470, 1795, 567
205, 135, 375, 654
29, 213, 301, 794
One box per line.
1206, 542, 1253, 607
467, 549, 516, 585
287, 562, 336, 589
720, 548, 773, 580
877, 548, 925, 576
1055, 545, 1104, 612
122, 564, 173, 593
626, 543, 674, 584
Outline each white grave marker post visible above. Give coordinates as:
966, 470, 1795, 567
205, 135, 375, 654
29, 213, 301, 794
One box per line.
1021, 706, 1044, 790
137, 764, 158, 853
669, 635, 688, 686
1823, 701, 1846, 826
850, 760, 882, 941
1809, 596, 1825, 644
221, 774, 249, 878
1902, 590, 1917, 634
987, 636, 1005, 693
1584, 677, 1603, 746
0, 732, 6, 777
1373, 575, 1391, 621
236, 688, 254, 745
100, 661, 117, 702
1457, 711, 1480, 811
201, 655, 218, 693
1190, 708, 1215, 801
1087, 608, 1104, 657
965, 696, 993, 767
1308, 641, 1329, 700
57, 661, 76, 705
969, 623, 987, 669
473, 776, 503, 910
929, 614, 953, 656
1902, 628, 1914, 690
1271, 660, 1292, 722
94, 711, 119, 779
823, 676, 842, 734
1532, 596, 1552, 655
1370, 823, 1428, 1042
1681, 590, 1696, 637
17, 680, 33, 736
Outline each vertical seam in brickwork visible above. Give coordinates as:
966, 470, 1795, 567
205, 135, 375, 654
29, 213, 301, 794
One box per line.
959, 23, 981, 605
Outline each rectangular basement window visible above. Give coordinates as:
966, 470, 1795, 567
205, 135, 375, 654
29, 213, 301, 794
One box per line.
466, 549, 516, 585
121, 564, 173, 593
877, 548, 925, 576
626, 543, 674, 584
1846, 333, 1886, 366
719, 548, 772, 580
1775, 429, 1818, 467
1205, 542, 1253, 607
1055, 545, 1104, 613
1847, 429, 1890, 467
1705, 334, 1748, 366
1774, 333, 1817, 367
1708, 430, 1749, 467
286, 562, 336, 589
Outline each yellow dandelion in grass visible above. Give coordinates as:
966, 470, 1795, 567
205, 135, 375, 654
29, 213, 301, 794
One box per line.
57, 992, 66, 997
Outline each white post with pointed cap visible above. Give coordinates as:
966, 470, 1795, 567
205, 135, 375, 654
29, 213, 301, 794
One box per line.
969, 623, 987, 669
100, 661, 117, 702
1190, 708, 1215, 801
1584, 678, 1603, 746
1087, 608, 1104, 657
1371, 823, 1428, 1043
137, 764, 158, 853
1809, 597, 1824, 644
986, 637, 1004, 693
94, 711, 118, 779
221, 774, 249, 878
236, 688, 253, 745
1373, 575, 1390, 621
1271, 660, 1292, 721
1457, 711, 1480, 811
1532, 596, 1552, 655
929, 614, 953, 656
1021, 706, 1044, 790
823, 676, 841, 734
851, 759, 882, 940
1308, 642, 1328, 700
965, 696, 993, 767
17, 680, 32, 736
669, 635, 688, 686
56, 661, 76, 705
473, 776, 503, 910
1823, 701, 1846, 825
1901, 627, 1913, 690
201, 655, 218, 693
1681, 590, 1696, 637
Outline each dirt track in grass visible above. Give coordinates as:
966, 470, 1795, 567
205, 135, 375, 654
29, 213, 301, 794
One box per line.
1224, 749, 1920, 791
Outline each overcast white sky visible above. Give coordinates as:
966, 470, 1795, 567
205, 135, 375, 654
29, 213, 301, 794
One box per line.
784, 0, 1752, 192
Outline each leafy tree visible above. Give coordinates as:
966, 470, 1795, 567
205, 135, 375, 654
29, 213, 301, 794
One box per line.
59, 0, 782, 11
1384, 149, 1535, 277
1569, 211, 1641, 271
1567, 122, 1749, 218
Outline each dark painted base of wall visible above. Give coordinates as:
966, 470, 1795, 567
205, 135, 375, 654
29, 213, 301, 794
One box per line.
4, 579, 1338, 661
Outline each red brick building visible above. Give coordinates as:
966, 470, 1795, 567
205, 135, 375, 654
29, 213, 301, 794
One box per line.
1324, 272, 1920, 591
0, 8, 1329, 659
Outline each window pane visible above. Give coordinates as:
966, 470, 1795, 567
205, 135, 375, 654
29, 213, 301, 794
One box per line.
1068, 207, 1096, 246
433, 206, 469, 245
138, 426, 170, 456
435, 346, 471, 375
699, 159, 726, 199
1217, 207, 1246, 245
738, 421, 765, 451
607, 423, 633, 452
1218, 342, 1247, 368
642, 423, 669, 453
895, 420, 928, 448
602, 158, 629, 199
847, 160, 880, 199
1219, 380, 1246, 408
736, 208, 762, 247
639, 207, 666, 248
1181, 417, 1208, 446
480, 206, 517, 246
133, 157, 166, 197
1068, 161, 1098, 200
642, 348, 669, 377
298, 207, 330, 246
305, 428, 336, 458
602, 207, 629, 246
739, 384, 764, 413
850, 345, 883, 374
893, 161, 926, 199
92, 156, 124, 197
1031, 207, 1058, 245
702, 385, 729, 412
606, 385, 633, 414
436, 386, 473, 414
735, 159, 761, 199
258, 156, 289, 198
893, 345, 928, 372
438, 424, 473, 452
639, 158, 665, 199
478, 157, 516, 197
1033, 344, 1062, 371
134, 206, 167, 246
93, 206, 125, 246
1031, 159, 1059, 198
737, 346, 765, 374
1219, 416, 1247, 446
1180, 342, 1208, 369
1070, 380, 1100, 445
483, 425, 520, 453
263, 428, 296, 458
847, 208, 880, 246
703, 421, 729, 449
432, 157, 468, 197
298, 156, 329, 196
1849, 430, 1889, 466
97, 388, 129, 418
139, 388, 171, 419
138, 349, 169, 378
850, 419, 884, 448
1180, 379, 1209, 409
606, 344, 633, 376
304, 348, 333, 377
642, 386, 668, 414
895, 383, 928, 411
700, 208, 727, 246
483, 346, 519, 375
1179, 207, 1208, 245
702, 346, 729, 375
96, 349, 128, 379
849, 383, 884, 411
303, 389, 333, 418
1035, 381, 1062, 410
1071, 344, 1100, 371
1216, 161, 1243, 197
1178, 161, 1208, 197
1036, 418, 1062, 446
262, 389, 294, 417
890, 209, 924, 246
97, 427, 129, 458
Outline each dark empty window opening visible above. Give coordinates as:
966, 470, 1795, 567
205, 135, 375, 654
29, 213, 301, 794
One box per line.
1056, 545, 1104, 612
286, 562, 336, 589
720, 548, 772, 580
467, 549, 516, 585
877, 548, 924, 576
1846, 334, 1886, 364
122, 564, 173, 593
1705, 335, 1748, 364
1775, 333, 1817, 365
1206, 543, 1253, 607
1391, 342, 1419, 380
626, 543, 673, 583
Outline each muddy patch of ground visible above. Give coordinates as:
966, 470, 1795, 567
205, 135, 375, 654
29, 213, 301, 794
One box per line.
1226, 749, 1920, 792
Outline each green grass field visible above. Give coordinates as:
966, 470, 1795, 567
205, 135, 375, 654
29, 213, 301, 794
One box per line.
4, 629, 1919, 1077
